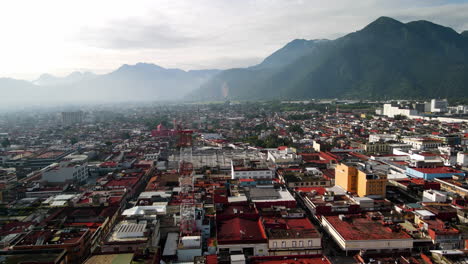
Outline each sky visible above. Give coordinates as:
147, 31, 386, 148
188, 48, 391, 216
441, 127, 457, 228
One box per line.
1, 0, 468, 80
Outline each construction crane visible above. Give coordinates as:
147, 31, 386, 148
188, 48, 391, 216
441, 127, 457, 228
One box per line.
178, 148, 196, 236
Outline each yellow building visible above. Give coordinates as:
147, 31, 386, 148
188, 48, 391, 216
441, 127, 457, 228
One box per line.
335, 163, 387, 198
335, 163, 358, 193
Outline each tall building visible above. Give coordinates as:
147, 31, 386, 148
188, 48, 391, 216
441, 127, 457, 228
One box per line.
430, 99, 448, 113
61, 111, 83, 125
382, 104, 418, 118
335, 163, 387, 198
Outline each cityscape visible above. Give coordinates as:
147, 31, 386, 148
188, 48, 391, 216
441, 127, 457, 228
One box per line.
0, 99, 467, 264
1, 1, 468, 264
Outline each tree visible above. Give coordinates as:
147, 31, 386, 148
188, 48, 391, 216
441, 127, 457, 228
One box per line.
70, 137, 78, 145
122, 132, 131, 139
288, 124, 304, 135
394, 114, 407, 120
1, 138, 10, 148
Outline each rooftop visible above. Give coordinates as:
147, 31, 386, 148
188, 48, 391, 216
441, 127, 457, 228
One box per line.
410, 167, 463, 174
251, 255, 331, 264
323, 215, 412, 241
217, 217, 267, 244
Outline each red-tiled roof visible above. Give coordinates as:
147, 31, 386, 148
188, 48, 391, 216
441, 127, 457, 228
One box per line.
323, 216, 412, 241
217, 217, 267, 244
295, 187, 326, 195
251, 255, 331, 264
100, 161, 118, 168
263, 217, 316, 230
411, 167, 463, 174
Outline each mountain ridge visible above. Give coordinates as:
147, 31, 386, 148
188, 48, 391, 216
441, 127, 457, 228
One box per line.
0, 63, 221, 102
190, 16, 468, 101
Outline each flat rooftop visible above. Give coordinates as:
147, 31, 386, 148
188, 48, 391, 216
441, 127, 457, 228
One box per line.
323, 215, 412, 241
410, 167, 463, 174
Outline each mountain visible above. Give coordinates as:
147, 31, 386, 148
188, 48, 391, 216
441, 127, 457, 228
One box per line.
462, 30, 468, 39
72, 63, 220, 101
191, 16, 468, 100
34, 72, 97, 86
0, 63, 220, 103
0, 78, 38, 102
253, 39, 329, 69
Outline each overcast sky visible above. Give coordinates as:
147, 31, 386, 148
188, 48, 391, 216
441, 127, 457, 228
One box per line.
1, 0, 468, 80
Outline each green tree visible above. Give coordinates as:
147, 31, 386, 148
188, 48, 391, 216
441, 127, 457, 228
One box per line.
288, 124, 304, 135
1, 138, 10, 148
70, 137, 78, 145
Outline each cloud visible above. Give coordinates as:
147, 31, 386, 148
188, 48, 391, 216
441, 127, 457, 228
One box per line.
2, 0, 468, 78
79, 19, 199, 50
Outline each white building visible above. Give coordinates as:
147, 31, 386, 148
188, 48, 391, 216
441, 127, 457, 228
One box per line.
369, 134, 398, 143
402, 137, 443, 150
144, 153, 159, 160
41, 154, 88, 183
231, 159, 274, 180
422, 190, 448, 203
267, 147, 302, 167
430, 99, 448, 113
382, 104, 418, 118
457, 152, 468, 167
177, 236, 202, 262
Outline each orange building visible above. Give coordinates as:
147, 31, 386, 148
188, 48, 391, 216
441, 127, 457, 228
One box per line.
335, 163, 387, 198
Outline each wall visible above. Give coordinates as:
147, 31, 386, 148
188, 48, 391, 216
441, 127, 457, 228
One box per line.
335, 164, 357, 193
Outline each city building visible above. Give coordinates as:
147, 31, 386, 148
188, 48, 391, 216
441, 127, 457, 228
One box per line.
335, 162, 387, 198
216, 216, 268, 256
61, 111, 84, 125
231, 159, 274, 180
263, 217, 322, 256
382, 104, 418, 118
41, 154, 89, 183
430, 99, 448, 113
267, 147, 302, 167
406, 166, 465, 180
321, 214, 413, 253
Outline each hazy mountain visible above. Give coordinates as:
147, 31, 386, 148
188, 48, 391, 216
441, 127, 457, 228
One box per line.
0, 63, 220, 103
0, 78, 38, 102
34, 72, 97, 86
72, 63, 220, 101
191, 17, 468, 100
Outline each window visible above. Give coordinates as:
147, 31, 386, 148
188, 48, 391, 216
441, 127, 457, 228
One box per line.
308, 240, 312, 247
273, 242, 277, 248
299, 241, 303, 247
282, 241, 286, 248
292, 241, 297, 247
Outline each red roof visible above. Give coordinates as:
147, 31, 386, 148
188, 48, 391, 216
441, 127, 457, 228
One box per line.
295, 187, 326, 195
411, 167, 463, 174
323, 216, 412, 241
100, 161, 118, 168
251, 255, 331, 264
418, 152, 438, 157
263, 217, 316, 230
217, 217, 267, 244
105, 178, 138, 188
206, 255, 218, 264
